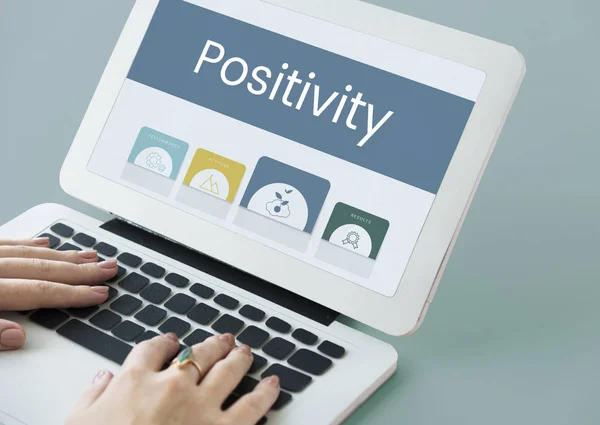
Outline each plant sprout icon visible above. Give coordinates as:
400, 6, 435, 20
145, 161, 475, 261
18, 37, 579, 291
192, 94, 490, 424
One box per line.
342, 231, 360, 249
266, 189, 294, 218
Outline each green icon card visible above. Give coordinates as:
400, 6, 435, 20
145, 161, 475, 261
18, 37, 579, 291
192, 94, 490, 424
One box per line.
322, 203, 390, 260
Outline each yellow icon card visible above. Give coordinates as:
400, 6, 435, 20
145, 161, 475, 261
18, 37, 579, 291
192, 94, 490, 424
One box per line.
183, 149, 246, 203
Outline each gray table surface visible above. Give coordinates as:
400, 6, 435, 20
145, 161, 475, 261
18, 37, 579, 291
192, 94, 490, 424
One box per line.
1, 1, 599, 424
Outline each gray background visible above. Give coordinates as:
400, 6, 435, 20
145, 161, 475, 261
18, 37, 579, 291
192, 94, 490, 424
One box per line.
1, 1, 598, 424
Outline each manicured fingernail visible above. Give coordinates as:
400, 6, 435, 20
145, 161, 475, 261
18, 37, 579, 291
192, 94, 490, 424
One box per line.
93, 370, 106, 383
98, 259, 117, 269
0, 329, 26, 349
78, 250, 98, 259
264, 375, 280, 387
90, 286, 109, 294
236, 344, 252, 356
219, 333, 234, 345
163, 332, 178, 342
34, 237, 50, 246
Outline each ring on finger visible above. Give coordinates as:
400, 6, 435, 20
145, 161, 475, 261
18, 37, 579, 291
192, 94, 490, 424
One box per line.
170, 347, 204, 381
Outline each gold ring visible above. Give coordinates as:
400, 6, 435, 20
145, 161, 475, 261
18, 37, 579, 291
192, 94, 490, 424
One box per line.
170, 347, 203, 378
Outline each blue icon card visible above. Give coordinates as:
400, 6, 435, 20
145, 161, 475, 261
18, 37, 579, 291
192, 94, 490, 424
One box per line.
127, 127, 189, 180
240, 157, 330, 233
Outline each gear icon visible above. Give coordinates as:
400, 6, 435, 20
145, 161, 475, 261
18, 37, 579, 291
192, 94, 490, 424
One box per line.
158, 164, 166, 173
146, 152, 162, 169
342, 231, 360, 249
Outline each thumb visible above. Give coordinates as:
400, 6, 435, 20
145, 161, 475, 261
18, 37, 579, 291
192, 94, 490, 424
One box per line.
0, 319, 26, 351
72, 370, 114, 412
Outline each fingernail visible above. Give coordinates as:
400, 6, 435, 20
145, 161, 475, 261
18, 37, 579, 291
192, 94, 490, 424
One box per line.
0, 329, 26, 349
78, 250, 98, 260
34, 237, 50, 246
93, 370, 106, 383
90, 286, 109, 294
163, 332, 178, 342
236, 345, 252, 356
263, 375, 280, 387
219, 333, 234, 345
98, 259, 117, 269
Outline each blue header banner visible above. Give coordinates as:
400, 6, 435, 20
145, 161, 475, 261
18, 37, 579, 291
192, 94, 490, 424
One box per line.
127, 0, 476, 194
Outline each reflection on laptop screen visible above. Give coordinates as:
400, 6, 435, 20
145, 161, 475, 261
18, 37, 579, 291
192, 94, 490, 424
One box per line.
88, 0, 485, 297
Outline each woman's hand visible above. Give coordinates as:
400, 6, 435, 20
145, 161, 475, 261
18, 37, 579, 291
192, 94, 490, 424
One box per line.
0, 237, 118, 351
67, 333, 280, 425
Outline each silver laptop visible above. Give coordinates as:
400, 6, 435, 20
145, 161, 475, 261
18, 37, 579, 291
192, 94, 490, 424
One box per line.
0, 0, 525, 424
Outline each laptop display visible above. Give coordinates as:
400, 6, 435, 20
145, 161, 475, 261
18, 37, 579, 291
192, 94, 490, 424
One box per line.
88, 0, 485, 297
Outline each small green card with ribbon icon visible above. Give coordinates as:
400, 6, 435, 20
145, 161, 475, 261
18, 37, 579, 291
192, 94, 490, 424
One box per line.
322, 203, 389, 260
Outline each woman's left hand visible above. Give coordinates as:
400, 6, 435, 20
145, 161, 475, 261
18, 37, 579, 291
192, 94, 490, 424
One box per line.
0, 237, 118, 351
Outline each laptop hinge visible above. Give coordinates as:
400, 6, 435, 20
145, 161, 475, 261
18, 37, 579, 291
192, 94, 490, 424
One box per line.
100, 218, 340, 326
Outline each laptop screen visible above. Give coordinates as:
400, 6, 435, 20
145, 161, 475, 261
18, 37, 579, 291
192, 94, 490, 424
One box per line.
88, 0, 485, 297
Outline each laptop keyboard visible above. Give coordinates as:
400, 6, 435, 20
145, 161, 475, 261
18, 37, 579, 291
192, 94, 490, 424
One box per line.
27, 222, 347, 424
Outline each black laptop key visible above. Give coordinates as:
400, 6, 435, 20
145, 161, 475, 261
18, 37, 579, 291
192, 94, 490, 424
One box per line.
187, 303, 220, 325
57, 242, 81, 252
58, 319, 132, 365
97, 257, 105, 263
237, 326, 270, 348
50, 223, 74, 237
94, 241, 117, 257
190, 282, 214, 299
106, 266, 126, 283
292, 329, 318, 346
266, 317, 291, 334
90, 310, 122, 330
249, 354, 268, 374
67, 306, 99, 319
318, 341, 346, 359
106, 287, 119, 302
261, 364, 312, 393
233, 376, 259, 396
140, 262, 165, 278
222, 394, 239, 410
159, 317, 191, 338
272, 391, 293, 410
117, 252, 142, 268
135, 305, 167, 326
140, 282, 171, 304
30, 309, 69, 329
214, 294, 239, 310
137, 330, 160, 344
257, 417, 268, 425
262, 337, 295, 360
165, 293, 196, 314
110, 294, 142, 315
165, 273, 189, 288
112, 320, 145, 342
183, 329, 214, 346
118, 272, 149, 293
288, 349, 332, 375
72, 232, 96, 247
211, 314, 244, 335
38, 233, 60, 249
239, 305, 265, 321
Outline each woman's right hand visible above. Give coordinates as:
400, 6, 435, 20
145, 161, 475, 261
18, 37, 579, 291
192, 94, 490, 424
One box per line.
66, 333, 280, 425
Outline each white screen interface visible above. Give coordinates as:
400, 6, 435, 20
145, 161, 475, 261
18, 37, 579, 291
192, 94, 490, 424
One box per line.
88, 0, 485, 296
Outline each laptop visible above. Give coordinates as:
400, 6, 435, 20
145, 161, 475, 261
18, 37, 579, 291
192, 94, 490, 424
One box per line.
0, 0, 525, 424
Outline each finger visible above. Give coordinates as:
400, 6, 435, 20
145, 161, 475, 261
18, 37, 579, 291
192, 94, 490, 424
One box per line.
0, 279, 109, 310
222, 376, 280, 425
122, 333, 180, 371
0, 258, 118, 284
0, 246, 98, 264
198, 345, 253, 403
71, 370, 114, 412
0, 319, 26, 351
0, 238, 50, 248
163, 333, 235, 384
